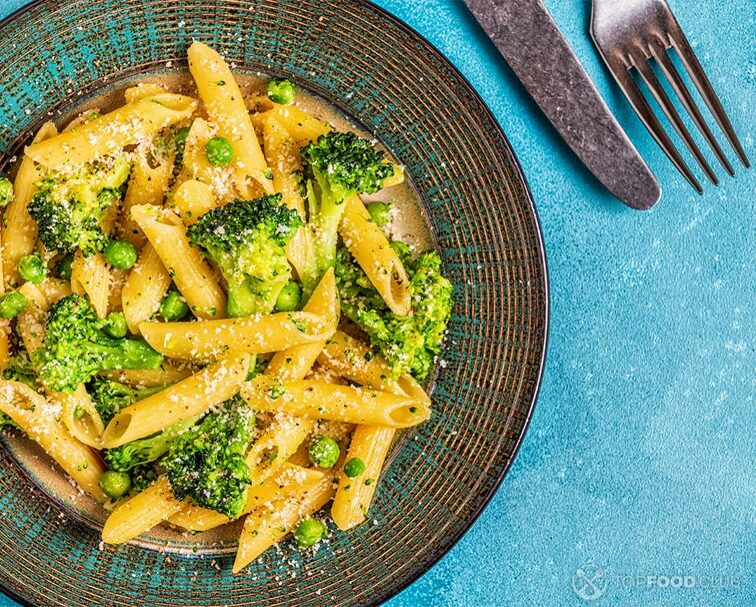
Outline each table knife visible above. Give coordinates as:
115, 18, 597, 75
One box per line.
464, 0, 661, 209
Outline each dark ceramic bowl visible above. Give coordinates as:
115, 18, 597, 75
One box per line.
0, 1, 548, 605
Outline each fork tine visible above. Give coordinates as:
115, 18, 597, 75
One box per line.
668, 29, 750, 168
615, 65, 702, 193
631, 50, 718, 186
649, 41, 735, 177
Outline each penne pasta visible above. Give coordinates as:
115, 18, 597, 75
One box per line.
187, 42, 273, 194
264, 268, 339, 378
262, 115, 317, 286
37, 277, 73, 304
2, 121, 58, 286
317, 330, 430, 400
25, 93, 198, 169
168, 464, 324, 532
102, 477, 185, 544
101, 353, 249, 448
16, 282, 49, 355
340, 195, 411, 315
173, 117, 236, 204
121, 243, 172, 334
251, 104, 331, 148
241, 376, 430, 428
120, 145, 175, 248
245, 415, 315, 485
130, 204, 226, 319
233, 474, 335, 573
139, 311, 334, 361
52, 384, 105, 449
0, 381, 106, 502
171, 179, 215, 224
331, 425, 394, 530
71, 251, 111, 318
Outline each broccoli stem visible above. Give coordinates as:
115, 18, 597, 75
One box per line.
104, 414, 201, 472
93, 338, 164, 372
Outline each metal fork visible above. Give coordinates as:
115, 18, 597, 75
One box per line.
591, 0, 750, 193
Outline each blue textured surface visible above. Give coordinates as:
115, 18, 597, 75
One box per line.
1, 0, 753, 606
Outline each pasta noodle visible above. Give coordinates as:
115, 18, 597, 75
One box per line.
120, 145, 175, 248
2, 121, 58, 286
52, 384, 105, 449
130, 204, 227, 319
138, 311, 334, 361
340, 195, 411, 315
234, 474, 335, 573
171, 179, 215, 224
262, 115, 317, 286
16, 282, 49, 355
70, 251, 111, 318
187, 42, 273, 194
121, 243, 171, 334
0, 381, 106, 502
251, 104, 331, 148
25, 93, 197, 169
102, 477, 185, 544
101, 353, 249, 448
241, 376, 430, 428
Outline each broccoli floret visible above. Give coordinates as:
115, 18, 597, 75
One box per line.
335, 243, 453, 380
103, 413, 201, 472
130, 463, 159, 493
89, 377, 166, 425
0, 175, 14, 207
300, 131, 400, 295
27, 157, 131, 255
187, 195, 302, 317
164, 396, 255, 518
33, 294, 164, 392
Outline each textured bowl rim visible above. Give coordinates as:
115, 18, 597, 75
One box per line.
0, 1, 550, 605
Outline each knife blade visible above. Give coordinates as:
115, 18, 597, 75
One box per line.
464, 0, 661, 209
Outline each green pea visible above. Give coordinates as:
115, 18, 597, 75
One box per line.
205, 136, 235, 167
104, 240, 137, 270
99, 470, 131, 499
174, 126, 191, 155
266, 79, 296, 105
308, 435, 340, 469
365, 201, 392, 227
159, 290, 190, 321
275, 281, 301, 312
344, 457, 366, 478
18, 254, 47, 284
0, 176, 13, 207
104, 311, 128, 338
293, 517, 325, 549
57, 254, 74, 280
73, 406, 86, 419
0, 291, 27, 319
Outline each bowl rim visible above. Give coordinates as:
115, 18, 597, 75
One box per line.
0, 0, 550, 605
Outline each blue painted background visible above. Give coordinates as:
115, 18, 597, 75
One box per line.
1, 0, 753, 605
